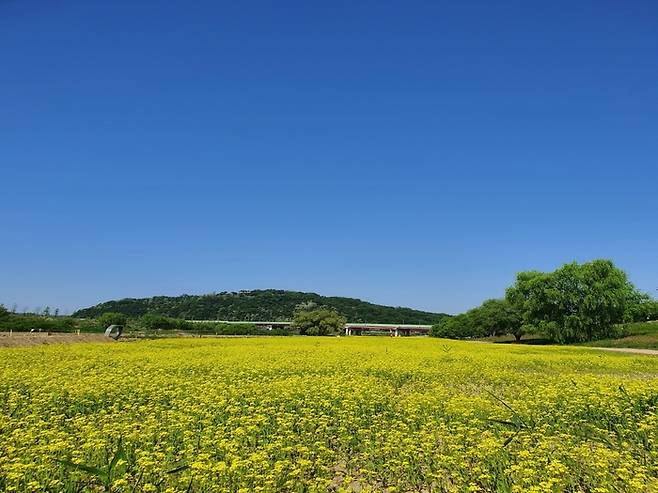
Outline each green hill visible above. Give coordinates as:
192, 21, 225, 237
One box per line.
73, 289, 449, 324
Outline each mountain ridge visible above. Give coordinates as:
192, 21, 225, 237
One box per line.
73, 289, 449, 324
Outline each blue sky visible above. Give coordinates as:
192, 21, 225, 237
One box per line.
2, 1, 657, 315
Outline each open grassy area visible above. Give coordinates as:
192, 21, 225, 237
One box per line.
477, 321, 658, 350
1, 337, 658, 492
576, 321, 658, 349
476, 333, 551, 345
0, 332, 112, 348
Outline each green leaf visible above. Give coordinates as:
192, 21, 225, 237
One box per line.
55, 458, 105, 477
109, 437, 126, 472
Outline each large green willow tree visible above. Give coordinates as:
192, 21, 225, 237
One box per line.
431, 259, 654, 343
505, 259, 647, 343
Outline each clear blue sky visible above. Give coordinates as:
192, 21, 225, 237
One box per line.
2, 1, 657, 315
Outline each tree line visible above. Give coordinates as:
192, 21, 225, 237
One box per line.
93, 312, 291, 336
0, 304, 365, 337
105, 310, 346, 336
0, 306, 97, 333
431, 259, 658, 343
0, 308, 276, 335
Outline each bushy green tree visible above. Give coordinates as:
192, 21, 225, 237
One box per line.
0, 304, 9, 319
138, 313, 179, 330
478, 299, 524, 340
291, 309, 346, 336
97, 312, 128, 328
430, 298, 523, 340
624, 293, 658, 322
647, 301, 658, 321
430, 314, 477, 339
506, 259, 644, 343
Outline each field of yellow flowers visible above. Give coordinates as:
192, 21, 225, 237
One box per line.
1, 337, 657, 492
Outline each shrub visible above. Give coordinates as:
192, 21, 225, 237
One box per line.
430, 299, 522, 340
138, 314, 180, 330
96, 312, 128, 328
0, 315, 76, 332
291, 309, 346, 336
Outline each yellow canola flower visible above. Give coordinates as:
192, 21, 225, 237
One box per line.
0, 337, 657, 491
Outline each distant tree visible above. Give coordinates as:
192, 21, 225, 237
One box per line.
43, 306, 50, 317
430, 299, 523, 340
294, 300, 318, 312
506, 259, 644, 343
430, 314, 476, 339
97, 312, 128, 328
291, 309, 346, 336
478, 299, 524, 340
0, 305, 10, 319
54, 308, 60, 317
138, 313, 178, 330
623, 292, 658, 322
646, 300, 658, 320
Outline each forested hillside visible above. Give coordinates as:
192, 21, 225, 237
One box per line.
73, 289, 449, 324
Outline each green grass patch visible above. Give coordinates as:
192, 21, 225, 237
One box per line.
577, 321, 658, 349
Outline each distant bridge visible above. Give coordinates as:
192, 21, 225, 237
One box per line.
343, 323, 431, 336
192, 320, 432, 336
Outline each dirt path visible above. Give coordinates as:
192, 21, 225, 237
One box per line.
0, 332, 112, 348
587, 346, 658, 356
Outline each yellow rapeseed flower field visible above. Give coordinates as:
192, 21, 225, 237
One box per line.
1, 337, 657, 492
